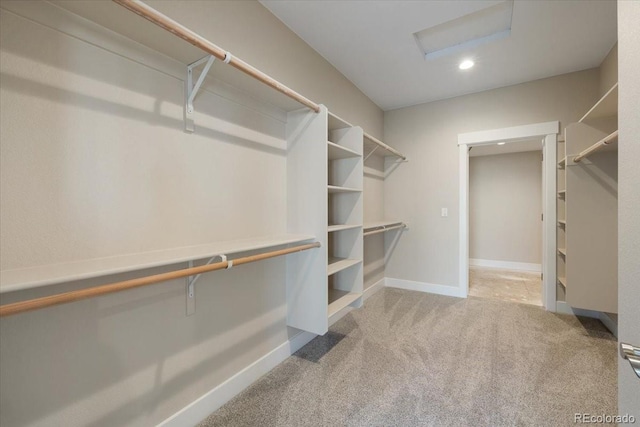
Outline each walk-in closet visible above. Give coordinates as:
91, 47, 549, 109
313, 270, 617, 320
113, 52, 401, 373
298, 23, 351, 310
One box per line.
1, 1, 638, 426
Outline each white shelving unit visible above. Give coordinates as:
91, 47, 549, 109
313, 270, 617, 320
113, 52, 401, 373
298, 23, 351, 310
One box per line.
0, 0, 403, 334
327, 112, 364, 324
557, 136, 567, 292
560, 83, 618, 313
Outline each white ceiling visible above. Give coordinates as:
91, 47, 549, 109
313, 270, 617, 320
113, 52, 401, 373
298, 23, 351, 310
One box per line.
261, 0, 617, 111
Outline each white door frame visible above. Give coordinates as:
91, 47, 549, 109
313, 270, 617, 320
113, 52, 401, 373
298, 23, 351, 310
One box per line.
458, 121, 559, 311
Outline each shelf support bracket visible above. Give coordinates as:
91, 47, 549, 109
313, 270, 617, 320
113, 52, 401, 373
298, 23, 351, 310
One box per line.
185, 253, 227, 315
185, 55, 216, 133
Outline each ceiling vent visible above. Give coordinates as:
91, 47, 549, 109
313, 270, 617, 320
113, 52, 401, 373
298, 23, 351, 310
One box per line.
414, 0, 514, 60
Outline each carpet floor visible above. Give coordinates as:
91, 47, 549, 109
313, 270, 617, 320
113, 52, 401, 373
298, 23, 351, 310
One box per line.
199, 288, 617, 427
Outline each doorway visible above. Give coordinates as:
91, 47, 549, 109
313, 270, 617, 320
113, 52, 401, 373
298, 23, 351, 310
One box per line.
467, 142, 543, 306
458, 121, 559, 311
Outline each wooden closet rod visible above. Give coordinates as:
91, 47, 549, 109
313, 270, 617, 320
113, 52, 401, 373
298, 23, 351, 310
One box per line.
0, 242, 320, 318
363, 224, 405, 237
112, 0, 320, 113
364, 132, 406, 160
573, 130, 619, 163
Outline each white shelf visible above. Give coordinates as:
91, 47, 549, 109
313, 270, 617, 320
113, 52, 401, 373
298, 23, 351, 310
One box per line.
327, 224, 362, 233
558, 190, 566, 198
327, 185, 362, 194
327, 289, 361, 317
579, 83, 618, 123
558, 220, 566, 226
0, 234, 315, 294
558, 248, 567, 256
21, 1, 309, 114
558, 276, 567, 288
328, 112, 354, 131
327, 141, 360, 160
327, 258, 361, 276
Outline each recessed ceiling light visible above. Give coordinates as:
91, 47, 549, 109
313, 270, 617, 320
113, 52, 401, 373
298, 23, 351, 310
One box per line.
497, 142, 506, 145
459, 59, 474, 70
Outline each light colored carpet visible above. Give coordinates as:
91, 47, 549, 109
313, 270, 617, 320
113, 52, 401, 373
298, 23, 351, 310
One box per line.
199, 288, 617, 427
469, 266, 542, 306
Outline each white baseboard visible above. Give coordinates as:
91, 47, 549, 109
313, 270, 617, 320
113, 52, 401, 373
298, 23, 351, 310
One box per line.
470, 258, 541, 273
555, 301, 601, 318
598, 312, 618, 338
159, 330, 316, 427
363, 278, 385, 301
555, 302, 618, 337
385, 278, 466, 298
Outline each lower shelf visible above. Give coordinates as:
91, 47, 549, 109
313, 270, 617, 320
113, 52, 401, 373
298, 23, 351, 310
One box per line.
328, 289, 361, 317
327, 257, 361, 276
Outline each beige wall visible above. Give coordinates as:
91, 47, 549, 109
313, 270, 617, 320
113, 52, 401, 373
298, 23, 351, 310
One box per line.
363, 155, 386, 288
470, 151, 542, 265
599, 43, 618, 97
0, 1, 383, 426
617, 0, 640, 417
383, 70, 600, 288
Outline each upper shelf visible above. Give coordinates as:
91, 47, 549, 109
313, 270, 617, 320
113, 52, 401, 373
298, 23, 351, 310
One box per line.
579, 83, 618, 123
328, 112, 355, 131
9, 0, 317, 114
328, 142, 360, 160
0, 234, 315, 294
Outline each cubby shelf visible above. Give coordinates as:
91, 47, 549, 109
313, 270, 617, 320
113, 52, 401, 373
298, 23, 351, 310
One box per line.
558, 220, 566, 227
558, 276, 567, 288
328, 290, 361, 317
328, 141, 360, 160
558, 190, 566, 198
558, 248, 567, 256
327, 257, 361, 276
328, 185, 362, 193
327, 224, 362, 233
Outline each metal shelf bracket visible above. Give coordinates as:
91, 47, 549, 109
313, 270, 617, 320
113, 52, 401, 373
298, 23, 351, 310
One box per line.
185, 253, 227, 315
185, 55, 216, 133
